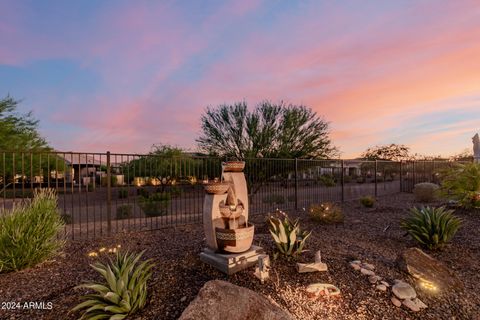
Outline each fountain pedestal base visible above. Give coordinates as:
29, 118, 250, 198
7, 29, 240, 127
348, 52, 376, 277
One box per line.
200, 245, 264, 275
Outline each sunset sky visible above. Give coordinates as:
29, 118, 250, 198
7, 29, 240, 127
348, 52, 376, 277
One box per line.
1, 0, 479, 158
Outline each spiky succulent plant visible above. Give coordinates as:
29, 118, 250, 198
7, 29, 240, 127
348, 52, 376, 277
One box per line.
401, 206, 461, 250
72, 250, 154, 320
268, 211, 311, 258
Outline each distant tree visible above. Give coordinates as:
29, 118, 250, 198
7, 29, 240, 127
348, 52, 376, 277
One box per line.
197, 101, 337, 159
449, 149, 474, 162
361, 144, 412, 162
0, 96, 49, 151
0, 96, 62, 190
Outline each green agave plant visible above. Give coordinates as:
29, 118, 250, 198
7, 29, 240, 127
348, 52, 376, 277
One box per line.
401, 206, 462, 250
268, 212, 311, 258
72, 251, 154, 320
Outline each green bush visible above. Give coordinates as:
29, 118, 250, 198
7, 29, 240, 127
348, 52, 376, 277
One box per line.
116, 205, 133, 220
309, 202, 344, 224
360, 196, 375, 208
87, 183, 94, 192
118, 189, 129, 199
0, 189, 65, 273
136, 188, 149, 198
317, 174, 336, 187
356, 176, 366, 184
268, 211, 311, 258
439, 163, 480, 209
413, 182, 439, 202
139, 192, 170, 217
73, 251, 154, 319
401, 206, 461, 250
101, 175, 118, 187
262, 194, 285, 205
169, 185, 182, 198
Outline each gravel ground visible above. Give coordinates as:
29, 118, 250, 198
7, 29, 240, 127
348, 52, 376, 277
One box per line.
0, 193, 479, 320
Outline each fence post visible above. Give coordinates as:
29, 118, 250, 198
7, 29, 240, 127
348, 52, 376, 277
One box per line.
341, 160, 345, 202
413, 161, 416, 188
106, 151, 112, 235
294, 158, 298, 211
399, 161, 403, 192
374, 160, 378, 197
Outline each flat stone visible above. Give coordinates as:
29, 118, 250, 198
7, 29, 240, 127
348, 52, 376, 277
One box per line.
361, 263, 375, 271
380, 280, 390, 287
179, 280, 293, 320
368, 275, 381, 284
413, 298, 428, 309
392, 281, 416, 300
397, 247, 463, 291
391, 297, 402, 307
351, 260, 361, 264
350, 263, 361, 271
360, 268, 375, 276
376, 284, 387, 291
402, 298, 420, 312
297, 262, 328, 273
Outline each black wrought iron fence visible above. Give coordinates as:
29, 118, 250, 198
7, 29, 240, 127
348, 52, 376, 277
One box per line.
0, 150, 469, 239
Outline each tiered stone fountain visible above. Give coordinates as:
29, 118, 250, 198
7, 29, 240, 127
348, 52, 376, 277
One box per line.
200, 161, 264, 274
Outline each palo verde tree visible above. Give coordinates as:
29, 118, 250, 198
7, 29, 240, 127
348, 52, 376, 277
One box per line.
0, 96, 63, 190
359, 144, 413, 181
197, 101, 337, 160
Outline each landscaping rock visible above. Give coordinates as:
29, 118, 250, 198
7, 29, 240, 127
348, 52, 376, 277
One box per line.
392, 281, 416, 300
397, 247, 463, 291
402, 298, 420, 312
360, 268, 375, 276
376, 284, 387, 291
380, 280, 390, 287
391, 297, 402, 307
413, 298, 428, 309
361, 262, 375, 271
351, 260, 361, 265
368, 275, 381, 284
350, 263, 361, 271
179, 280, 293, 320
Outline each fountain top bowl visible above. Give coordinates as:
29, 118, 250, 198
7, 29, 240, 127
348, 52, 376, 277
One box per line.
222, 161, 245, 172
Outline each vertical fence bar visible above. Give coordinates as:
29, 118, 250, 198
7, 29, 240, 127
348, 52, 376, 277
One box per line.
399, 161, 403, 192
294, 158, 298, 210
341, 160, 345, 202
374, 160, 378, 197
106, 151, 112, 235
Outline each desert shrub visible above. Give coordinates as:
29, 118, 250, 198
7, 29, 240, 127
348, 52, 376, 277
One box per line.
268, 211, 311, 258
343, 175, 352, 183
356, 176, 365, 184
309, 202, 344, 224
137, 188, 149, 198
118, 189, 129, 199
413, 182, 439, 202
0, 189, 64, 273
401, 206, 461, 250
262, 194, 285, 205
139, 192, 170, 217
87, 183, 94, 192
169, 185, 182, 198
360, 196, 375, 208
438, 163, 480, 209
317, 174, 336, 187
116, 204, 133, 220
73, 251, 154, 319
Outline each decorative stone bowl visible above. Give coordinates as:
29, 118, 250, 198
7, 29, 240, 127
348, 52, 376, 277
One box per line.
219, 202, 244, 219
223, 161, 245, 172
215, 223, 254, 253
203, 182, 230, 195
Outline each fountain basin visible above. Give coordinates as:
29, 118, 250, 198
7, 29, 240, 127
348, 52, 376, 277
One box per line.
215, 223, 254, 253
203, 182, 230, 195
223, 161, 245, 172
219, 202, 244, 219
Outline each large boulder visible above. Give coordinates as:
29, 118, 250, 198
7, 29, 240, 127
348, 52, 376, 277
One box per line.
179, 280, 293, 320
396, 247, 463, 291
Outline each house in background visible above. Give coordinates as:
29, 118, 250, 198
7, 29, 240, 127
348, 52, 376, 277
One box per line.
58, 154, 124, 186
